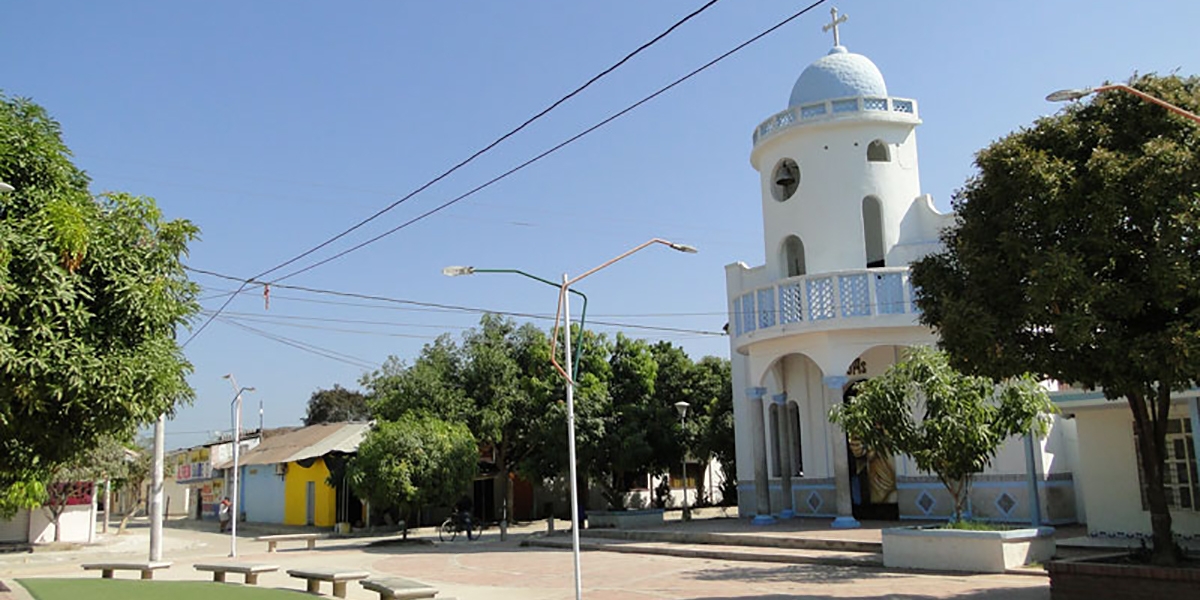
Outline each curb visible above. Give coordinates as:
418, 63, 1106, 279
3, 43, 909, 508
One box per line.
522, 537, 884, 568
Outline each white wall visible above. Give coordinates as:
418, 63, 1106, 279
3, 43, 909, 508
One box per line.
1074, 402, 1200, 537
28, 504, 94, 544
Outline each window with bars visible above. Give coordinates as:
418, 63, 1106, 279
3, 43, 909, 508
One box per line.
1134, 417, 1198, 510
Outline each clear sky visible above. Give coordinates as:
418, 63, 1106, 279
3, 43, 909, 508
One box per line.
3, 1, 1198, 450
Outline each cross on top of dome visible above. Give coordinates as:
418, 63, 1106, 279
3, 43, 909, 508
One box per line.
822, 7, 848, 47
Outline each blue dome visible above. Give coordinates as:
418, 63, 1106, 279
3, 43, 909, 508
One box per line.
788, 46, 888, 107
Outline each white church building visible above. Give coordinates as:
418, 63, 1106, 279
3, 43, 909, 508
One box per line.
724, 15, 1080, 528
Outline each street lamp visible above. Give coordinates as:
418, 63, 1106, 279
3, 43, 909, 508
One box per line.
222, 374, 255, 558
674, 401, 691, 522
547, 238, 696, 600
447, 238, 696, 600
1047, 84, 1200, 124
443, 267, 588, 545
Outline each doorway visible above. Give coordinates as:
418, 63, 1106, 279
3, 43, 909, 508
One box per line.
843, 381, 899, 520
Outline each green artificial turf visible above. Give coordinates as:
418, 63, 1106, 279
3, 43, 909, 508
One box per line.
18, 578, 303, 600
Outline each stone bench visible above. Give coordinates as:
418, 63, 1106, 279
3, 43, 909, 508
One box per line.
194, 562, 279, 585
81, 561, 171, 580
256, 532, 324, 552
287, 568, 369, 598
360, 576, 440, 599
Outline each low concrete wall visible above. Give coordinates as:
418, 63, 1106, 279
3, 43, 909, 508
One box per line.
882, 526, 1055, 573
587, 509, 664, 529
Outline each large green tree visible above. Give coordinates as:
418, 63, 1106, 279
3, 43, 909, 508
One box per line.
302, 384, 369, 425
689, 355, 735, 506
345, 415, 476, 525
0, 95, 198, 517
830, 347, 1055, 522
911, 74, 1200, 563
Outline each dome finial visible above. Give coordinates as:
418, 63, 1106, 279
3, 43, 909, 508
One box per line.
822, 7, 848, 47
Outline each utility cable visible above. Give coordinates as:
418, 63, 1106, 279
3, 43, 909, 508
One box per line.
181, 0, 723, 348
187, 266, 725, 336
266, 0, 829, 285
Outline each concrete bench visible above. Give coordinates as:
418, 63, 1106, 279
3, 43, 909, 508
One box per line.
360, 577, 440, 599
287, 568, 369, 598
81, 561, 171, 580
256, 532, 324, 552
194, 562, 279, 585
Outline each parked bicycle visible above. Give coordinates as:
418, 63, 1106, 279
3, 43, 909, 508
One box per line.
439, 510, 482, 542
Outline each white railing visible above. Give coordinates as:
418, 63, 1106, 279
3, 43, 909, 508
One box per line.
752, 96, 919, 147
730, 267, 920, 339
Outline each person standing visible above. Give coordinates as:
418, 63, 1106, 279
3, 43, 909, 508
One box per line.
219, 497, 232, 533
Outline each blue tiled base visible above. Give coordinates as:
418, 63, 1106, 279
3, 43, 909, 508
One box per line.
831, 516, 861, 529
778, 509, 795, 519
751, 515, 777, 526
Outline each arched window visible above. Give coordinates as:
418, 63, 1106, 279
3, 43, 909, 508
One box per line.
862, 196, 885, 268
867, 139, 890, 162
783, 235, 806, 278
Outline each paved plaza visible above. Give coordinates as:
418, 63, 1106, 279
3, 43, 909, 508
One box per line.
0, 515, 1052, 600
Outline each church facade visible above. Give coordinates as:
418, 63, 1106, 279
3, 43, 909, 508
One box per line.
724, 17, 1079, 527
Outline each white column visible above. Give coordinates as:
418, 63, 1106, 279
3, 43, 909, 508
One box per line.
824, 376, 860, 528
773, 393, 795, 518
747, 387, 775, 525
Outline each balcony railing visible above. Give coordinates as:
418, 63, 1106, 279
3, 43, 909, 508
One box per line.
730, 267, 920, 339
752, 96, 919, 147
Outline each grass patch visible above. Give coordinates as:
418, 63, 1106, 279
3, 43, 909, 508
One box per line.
940, 520, 1008, 531
18, 579, 302, 600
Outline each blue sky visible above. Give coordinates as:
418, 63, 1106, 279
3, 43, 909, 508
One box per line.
3, 1, 1198, 449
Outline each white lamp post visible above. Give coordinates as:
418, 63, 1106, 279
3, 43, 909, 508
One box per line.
223, 374, 255, 557
674, 401, 691, 522
545, 238, 697, 600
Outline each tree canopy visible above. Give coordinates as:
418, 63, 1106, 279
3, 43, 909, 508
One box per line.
829, 347, 1055, 521
345, 414, 476, 521
302, 384, 370, 425
0, 94, 199, 517
910, 74, 1200, 560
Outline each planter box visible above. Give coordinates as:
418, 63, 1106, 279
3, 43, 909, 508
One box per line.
882, 525, 1055, 573
587, 509, 664, 529
1047, 553, 1200, 600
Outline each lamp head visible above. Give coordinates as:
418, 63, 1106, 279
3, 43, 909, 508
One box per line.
222, 373, 232, 380
442, 265, 475, 277
668, 243, 699, 254
1046, 88, 1094, 102
243, 387, 256, 393
674, 401, 690, 418
0, 181, 13, 193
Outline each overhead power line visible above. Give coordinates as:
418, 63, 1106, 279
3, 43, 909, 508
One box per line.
266, 0, 830, 284
187, 266, 726, 336
181, 0, 724, 348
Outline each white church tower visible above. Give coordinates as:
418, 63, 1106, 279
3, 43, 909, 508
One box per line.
725, 10, 1078, 527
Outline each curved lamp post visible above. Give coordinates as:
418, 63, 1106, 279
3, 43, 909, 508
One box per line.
547, 238, 696, 600
1047, 84, 1200, 124
443, 267, 589, 543
447, 238, 696, 600
222, 374, 255, 557
674, 401, 691, 521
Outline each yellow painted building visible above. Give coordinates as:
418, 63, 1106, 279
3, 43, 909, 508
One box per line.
283, 458, 337, 527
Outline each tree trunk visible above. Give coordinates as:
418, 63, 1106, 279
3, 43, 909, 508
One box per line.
1128, 388, 1177, 565
497, 444, 511, 525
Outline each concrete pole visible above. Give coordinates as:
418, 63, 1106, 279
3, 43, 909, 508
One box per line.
824, 376, 860, 529
747, 387, 774, 525
103, 479, 111, 534
774, 394, 794, 518
149, 413, 165, 561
